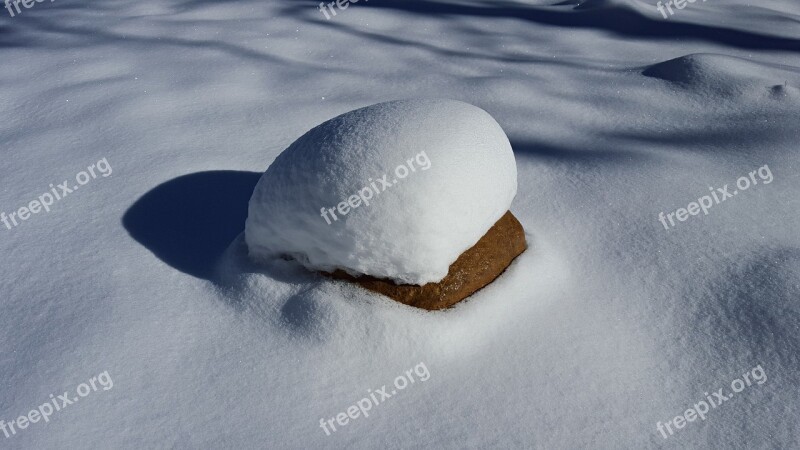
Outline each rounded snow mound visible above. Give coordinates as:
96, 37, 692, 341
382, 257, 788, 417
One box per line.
245, 99, 517, 285
642, 53, 800, 97
643, 54, 760, 84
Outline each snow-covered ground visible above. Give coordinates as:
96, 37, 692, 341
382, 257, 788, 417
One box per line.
0, 0, 798, 448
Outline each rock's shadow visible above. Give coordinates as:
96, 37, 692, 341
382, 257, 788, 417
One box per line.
123, 171, 262, 280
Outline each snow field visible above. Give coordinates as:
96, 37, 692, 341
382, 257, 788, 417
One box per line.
0, 0, 797, 448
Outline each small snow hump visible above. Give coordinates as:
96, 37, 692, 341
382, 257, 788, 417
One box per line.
642, 54, 711, 84
642, 53, 800, 98
244, 99, 519, 287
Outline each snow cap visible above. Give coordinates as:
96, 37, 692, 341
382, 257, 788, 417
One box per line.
245, 99, 517, 285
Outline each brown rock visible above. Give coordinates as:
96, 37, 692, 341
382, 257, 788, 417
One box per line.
330, 211, 527, 310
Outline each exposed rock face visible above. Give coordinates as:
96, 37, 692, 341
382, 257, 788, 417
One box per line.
331, 211, 526, 310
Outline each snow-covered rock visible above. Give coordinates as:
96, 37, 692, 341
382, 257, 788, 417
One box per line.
245, 99, 518, 285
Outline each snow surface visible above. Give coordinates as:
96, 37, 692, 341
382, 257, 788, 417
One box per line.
0, 0, 799, 449
245, 99, 517, 285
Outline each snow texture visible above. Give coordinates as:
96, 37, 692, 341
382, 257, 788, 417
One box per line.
0, 0, 798, 448
245, 99, 517, 285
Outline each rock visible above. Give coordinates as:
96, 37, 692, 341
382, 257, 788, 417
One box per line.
331, 211, 526, 310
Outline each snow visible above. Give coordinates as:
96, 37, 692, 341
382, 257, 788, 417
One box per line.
1, 0, 799, 448
244, 99, 517, 285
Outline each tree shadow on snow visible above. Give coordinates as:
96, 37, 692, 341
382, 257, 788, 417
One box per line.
122, 171, 262, 280
283, 0, 800, 54
511, 138, 645, 164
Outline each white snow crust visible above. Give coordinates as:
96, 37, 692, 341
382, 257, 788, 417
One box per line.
1, 0, 799, 448
245, 99, 517, 285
